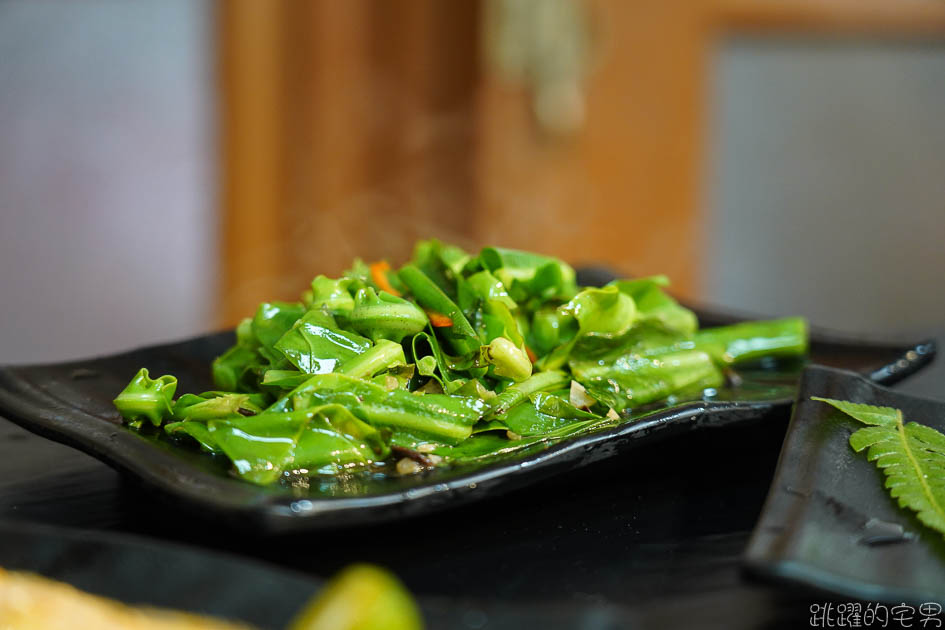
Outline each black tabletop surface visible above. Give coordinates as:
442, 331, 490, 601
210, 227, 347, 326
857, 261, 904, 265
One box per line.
1, 333, 942, 629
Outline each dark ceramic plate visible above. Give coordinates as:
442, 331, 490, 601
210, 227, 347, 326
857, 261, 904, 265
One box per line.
0, 302, 935, 533
744, 365, 945, 604
0, 519, 637, 630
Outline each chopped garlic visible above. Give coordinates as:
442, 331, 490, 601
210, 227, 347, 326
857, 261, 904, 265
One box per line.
396, 458, 422, 475
570, 380, 596, 410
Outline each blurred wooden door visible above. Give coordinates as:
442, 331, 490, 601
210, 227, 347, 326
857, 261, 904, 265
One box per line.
219, 0, 481, 323
218, 0, 945, 325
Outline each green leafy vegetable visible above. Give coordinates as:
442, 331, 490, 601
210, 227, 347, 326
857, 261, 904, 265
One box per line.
610, 275, 697, 336
113, 368, 177, 426
489, 370, 570, 416
694, 317, 807, 365
812, 397, 945, 538
253, 302, 306, 352
501, 391, 597, 436
347, 288, 428, 343
479, 337, 532, 382
571, 349, 723, 412
337, 339, 406, 380
172, 391, 266, 421
476, 246, 577, 303
114, 240, 808, 485
275, 310, 372, 374
285, 373, 485, 444
211, 321, 260, 392
309, 275, 356, 316
398, 263, 478, 354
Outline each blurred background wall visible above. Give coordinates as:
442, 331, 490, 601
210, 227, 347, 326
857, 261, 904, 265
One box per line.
0, 0, 215, 362
706, 37, 945, 341
0, 0, 943, 386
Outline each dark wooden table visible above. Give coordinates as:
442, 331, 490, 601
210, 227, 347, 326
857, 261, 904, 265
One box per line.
1, 334, 941, 629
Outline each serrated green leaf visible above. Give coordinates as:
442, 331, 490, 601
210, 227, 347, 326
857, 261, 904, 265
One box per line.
810, 397, 899, 427
812, 396, 945, 540
847, 425, 893, 452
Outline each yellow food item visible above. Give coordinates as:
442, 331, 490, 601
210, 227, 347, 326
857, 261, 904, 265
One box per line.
0, 567, 254, 630
288, 565, 422, 630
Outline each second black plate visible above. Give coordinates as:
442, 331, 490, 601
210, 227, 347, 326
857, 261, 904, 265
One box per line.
744, 365, 945, 604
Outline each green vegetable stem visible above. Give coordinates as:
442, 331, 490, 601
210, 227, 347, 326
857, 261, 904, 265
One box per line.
113, 368, 177, 426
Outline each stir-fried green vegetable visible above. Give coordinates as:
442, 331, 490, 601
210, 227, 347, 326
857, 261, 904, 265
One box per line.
114, 240, 808, 485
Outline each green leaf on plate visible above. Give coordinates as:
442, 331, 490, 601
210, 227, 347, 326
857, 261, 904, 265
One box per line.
812, 396, 945, 539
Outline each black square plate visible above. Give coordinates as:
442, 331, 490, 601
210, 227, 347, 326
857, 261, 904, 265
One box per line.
0, 307, 934, 534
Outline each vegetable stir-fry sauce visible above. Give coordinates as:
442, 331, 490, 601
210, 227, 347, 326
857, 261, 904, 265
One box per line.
114, 241, 808, 485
